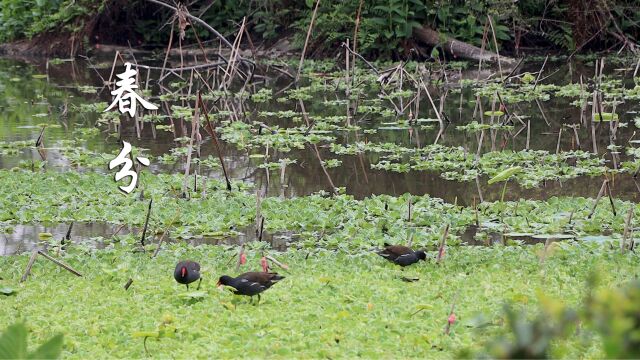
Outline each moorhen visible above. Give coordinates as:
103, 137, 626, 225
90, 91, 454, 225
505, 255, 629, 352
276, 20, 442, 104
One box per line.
174, 260, 202, 290
217, 272, 284, 304
377, 243, 427, 267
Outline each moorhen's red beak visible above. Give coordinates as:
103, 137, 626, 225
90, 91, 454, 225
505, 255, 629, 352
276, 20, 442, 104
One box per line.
216, 280, 224, 290
181, 267, 187, 278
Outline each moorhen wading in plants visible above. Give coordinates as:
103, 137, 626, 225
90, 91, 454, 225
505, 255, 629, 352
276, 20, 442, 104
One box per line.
174, 260, 202, 290
377, 243, 427, 267
217, 272, 284, 304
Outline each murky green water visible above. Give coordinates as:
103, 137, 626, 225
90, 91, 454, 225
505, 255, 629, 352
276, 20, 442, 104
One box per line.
1, 55, 639, 254
1, 57, 638, 202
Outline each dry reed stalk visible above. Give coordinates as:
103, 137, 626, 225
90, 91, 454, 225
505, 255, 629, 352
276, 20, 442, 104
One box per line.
296, 0, 321, 82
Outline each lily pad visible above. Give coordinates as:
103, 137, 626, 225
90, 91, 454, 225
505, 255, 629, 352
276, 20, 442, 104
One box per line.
504, 232, 535, 237
414, 304, 433, 311
378, 126, 410, 130
0, 287, 16, 296
488, 166, 522, 184
480, 221, 502, 229
579, 235, 615, 243
593, 112, 618, 122
531, 234, 575, 240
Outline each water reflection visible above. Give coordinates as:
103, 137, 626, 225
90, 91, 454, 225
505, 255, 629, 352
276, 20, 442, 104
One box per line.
0, 56, 639, 206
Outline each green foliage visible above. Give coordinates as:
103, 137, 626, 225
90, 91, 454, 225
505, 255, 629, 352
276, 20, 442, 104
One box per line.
0, 323, 63, 359
588, 279, 640, 358
486, 304, 577, 359
471, 277, 640, 358
292, 0, 512, 57
0, 0, 99, 42
0, 241, 638, 357
2, 0, 639, 57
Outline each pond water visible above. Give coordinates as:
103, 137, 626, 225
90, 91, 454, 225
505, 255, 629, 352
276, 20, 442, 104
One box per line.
0, 221, 291, 255
1, 54, 639, 254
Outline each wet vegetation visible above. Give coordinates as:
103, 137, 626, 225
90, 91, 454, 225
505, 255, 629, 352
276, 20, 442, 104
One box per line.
2, 0, 640, 358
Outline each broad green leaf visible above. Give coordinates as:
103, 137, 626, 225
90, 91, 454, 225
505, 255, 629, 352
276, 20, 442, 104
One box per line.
0, 287, 15, 296
27, 334, 63, 359
488, 166, 522, 184
484, 110, 505, 117
593, 113, 618, 122
0, 323, 28, 359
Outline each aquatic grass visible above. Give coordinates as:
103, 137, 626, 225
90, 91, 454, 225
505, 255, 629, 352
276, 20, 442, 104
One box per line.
0, 239, 637, 358
0, 169, 638, 252
1, 242, 638, 358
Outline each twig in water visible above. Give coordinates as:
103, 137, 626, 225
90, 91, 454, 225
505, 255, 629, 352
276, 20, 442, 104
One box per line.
221, 17, 247, 88
111, 223, 127, 239
200, 92, 232, 191
475, 175, 484, 203
20, 250, 40, 282
588, 179, 609, 218
151, 230, 169, 259
621, 207, 634, 252
526, 120, 531, 150
61, 222, 73, 247
235, 243, 246, 272
437, 224, 450, 264
474, 197, 480, 226
352, 0, 365, 72
152, 209, 181, 258
535, 99, 550, 126
258, 217, 265, 242
144, 0, 255, 69
296, 0, 321, 82
605, 179, 617, 216
419, 78, 443, 126
141, 199, 153, 246
310, 143, 337, 195
476, 19, 490, 82
533, 54, 549, 90
36, 127, 47, 161
487, 15, 503, 80
266, 255, 290, 271
124, 278, 134, 290
36, 250, 83, 277
181, 93, 200, 198
342, 42, 379, 75
501, 57, 525, 83
556, 128, 563, 154
35, 127, 45, 147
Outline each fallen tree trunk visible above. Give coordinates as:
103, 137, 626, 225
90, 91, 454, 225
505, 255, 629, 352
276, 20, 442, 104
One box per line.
413, 26, 516, 64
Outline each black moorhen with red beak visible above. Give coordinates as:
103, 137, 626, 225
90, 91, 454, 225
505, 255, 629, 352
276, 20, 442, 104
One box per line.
174, 260, 202, 290
217, 272, 284, 304
377, 243, 427, 267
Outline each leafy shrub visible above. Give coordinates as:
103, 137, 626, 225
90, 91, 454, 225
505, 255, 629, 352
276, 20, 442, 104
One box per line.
588, 279, 640, 358
0, 322, 63, 359
0, 0, 100, 42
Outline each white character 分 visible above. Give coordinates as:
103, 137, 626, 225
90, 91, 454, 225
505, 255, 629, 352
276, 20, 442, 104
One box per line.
109, 141, 150, 194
